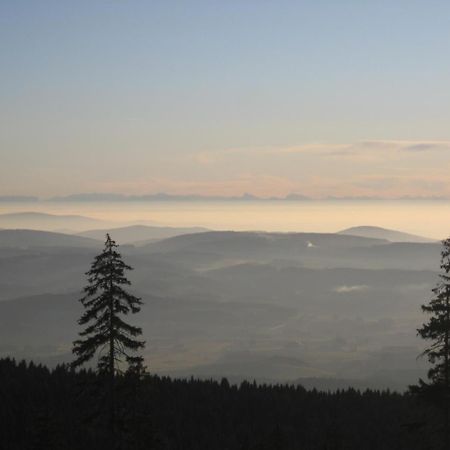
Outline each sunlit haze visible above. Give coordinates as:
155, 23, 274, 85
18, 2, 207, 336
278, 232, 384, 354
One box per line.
1, 199, 450, 240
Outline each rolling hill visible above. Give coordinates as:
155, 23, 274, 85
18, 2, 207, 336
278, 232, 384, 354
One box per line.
338, 225, 435, 243
143, 231, 388, 254
0, 229, 101, 249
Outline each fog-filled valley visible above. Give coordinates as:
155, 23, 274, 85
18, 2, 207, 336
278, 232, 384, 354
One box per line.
0, 210, 438, 391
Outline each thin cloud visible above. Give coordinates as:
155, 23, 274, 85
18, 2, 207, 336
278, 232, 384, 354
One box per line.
333, 285, 370, 293
402, 142, 450, 152
190, 140, 450, 165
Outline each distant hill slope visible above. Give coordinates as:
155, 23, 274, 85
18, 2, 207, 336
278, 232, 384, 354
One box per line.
0, 229, 101, 249
77, 224, 208, 245
140, 230, 441, 270
0, 212, 103, 231
338, 226, 435, 243
143, 230, 388, 254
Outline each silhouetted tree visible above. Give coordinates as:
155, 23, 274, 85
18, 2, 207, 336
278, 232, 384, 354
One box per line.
72, 234, 145, 447
414, 237, 450, 448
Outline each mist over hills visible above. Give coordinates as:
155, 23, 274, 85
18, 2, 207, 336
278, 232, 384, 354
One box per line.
0, 224, 436, 389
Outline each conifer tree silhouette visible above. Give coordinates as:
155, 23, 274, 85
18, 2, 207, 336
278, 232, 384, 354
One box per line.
72, 234, 145, 447
415, 237, 450, 449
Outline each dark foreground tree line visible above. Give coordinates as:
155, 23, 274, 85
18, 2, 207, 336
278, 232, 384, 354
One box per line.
3, 234, 450, 449
0, 357, 440, 450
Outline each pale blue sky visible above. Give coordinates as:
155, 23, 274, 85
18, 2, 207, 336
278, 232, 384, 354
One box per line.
2, 1, 450, 197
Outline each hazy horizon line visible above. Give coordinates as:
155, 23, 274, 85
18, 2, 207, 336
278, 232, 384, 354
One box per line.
3, 193, 450, 203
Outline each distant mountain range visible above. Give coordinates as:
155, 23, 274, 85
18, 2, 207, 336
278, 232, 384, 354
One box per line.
5, 192, 450, 202
48, 192, 311, 202
339, 225, 435, 243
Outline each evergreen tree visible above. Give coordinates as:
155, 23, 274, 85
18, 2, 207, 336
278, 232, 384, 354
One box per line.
72, 234, 145, 446
415, 237, 450, 448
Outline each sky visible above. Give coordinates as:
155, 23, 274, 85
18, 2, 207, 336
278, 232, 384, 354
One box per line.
2, 1, 450, 198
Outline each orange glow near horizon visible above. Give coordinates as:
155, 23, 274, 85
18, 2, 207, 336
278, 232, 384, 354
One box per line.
1, 200, 449, 240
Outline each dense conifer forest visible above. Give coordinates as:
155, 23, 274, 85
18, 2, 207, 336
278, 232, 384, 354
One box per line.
0, 357, 441, 450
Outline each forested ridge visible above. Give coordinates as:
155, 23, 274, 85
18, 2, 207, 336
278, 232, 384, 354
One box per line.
0, 357, 438, 450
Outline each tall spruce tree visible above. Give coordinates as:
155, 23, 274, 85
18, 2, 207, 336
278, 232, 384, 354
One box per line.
415, 237, 450, 448
72, 234, 145, 445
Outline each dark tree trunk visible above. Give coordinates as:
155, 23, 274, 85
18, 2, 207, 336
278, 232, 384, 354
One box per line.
109, 319, 116, 449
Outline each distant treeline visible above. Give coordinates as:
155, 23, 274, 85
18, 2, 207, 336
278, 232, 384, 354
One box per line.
0, 358, 439, 450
